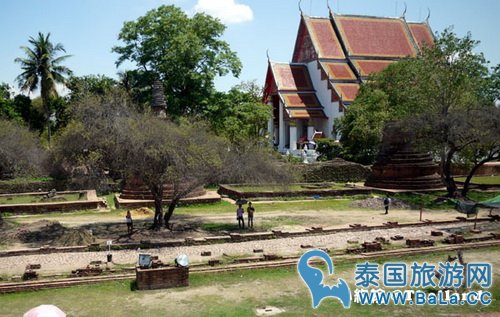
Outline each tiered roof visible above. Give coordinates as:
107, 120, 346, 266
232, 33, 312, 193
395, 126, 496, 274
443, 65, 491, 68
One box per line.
264, 62, 326, 120
264, 9, 434, 113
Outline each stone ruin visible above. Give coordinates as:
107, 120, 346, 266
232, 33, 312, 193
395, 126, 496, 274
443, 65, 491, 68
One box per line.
365, 122, 443, 190
120, 177, 206, 200
151, 79, 167, 118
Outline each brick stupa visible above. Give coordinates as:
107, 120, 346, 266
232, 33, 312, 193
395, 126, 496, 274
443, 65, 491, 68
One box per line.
365, 123, 443, 190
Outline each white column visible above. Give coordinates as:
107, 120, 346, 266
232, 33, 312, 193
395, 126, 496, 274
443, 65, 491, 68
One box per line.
267, 117, 274, 146
307, 124, 315, 140
289, 125, 297, 151
278, 101, 285, 152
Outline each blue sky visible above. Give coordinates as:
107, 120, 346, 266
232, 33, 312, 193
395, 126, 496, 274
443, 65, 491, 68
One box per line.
1, 0, 499, 94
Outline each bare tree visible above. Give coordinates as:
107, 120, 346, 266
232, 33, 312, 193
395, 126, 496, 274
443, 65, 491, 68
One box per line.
410, 104, 499, 197
54, 89, 293, 229
0, 119, 47, 179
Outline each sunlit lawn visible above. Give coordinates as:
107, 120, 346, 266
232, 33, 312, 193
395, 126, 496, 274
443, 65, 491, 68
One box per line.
455, 175, 500, 185
0, 193, 85, 205
0, 248, 498, 316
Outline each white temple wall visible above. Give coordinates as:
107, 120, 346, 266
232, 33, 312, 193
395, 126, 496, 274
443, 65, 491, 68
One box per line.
306, 61, 343, 139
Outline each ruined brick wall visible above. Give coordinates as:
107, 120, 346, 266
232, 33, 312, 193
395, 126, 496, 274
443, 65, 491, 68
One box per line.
136, 266, 189, 290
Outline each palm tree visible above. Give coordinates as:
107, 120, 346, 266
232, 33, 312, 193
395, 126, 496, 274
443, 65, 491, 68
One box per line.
15, 32, 72, 145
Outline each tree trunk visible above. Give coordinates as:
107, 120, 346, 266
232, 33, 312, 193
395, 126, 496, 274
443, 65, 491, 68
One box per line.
442, 148, 457, 197
151, 184, 164, 230
47, 116, 52, 146
42, 98, 52, 147
461, 156, 497, 197
163, 197, 179, 229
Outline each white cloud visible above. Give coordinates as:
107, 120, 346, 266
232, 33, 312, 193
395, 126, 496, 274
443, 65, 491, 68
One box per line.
194, 0, 253, 24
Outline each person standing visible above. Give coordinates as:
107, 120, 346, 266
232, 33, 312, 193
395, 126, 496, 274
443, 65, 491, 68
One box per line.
383, 195, 391, 215
126, 210, 133, 234
236, 204, 245, 229
247, 202, 255, 228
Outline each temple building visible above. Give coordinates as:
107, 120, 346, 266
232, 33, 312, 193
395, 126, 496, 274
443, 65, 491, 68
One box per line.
263, 9, 434, 154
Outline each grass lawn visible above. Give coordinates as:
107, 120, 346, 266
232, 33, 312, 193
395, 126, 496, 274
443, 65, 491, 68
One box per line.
393, 191, 499, 209
0, 193, 85, 205
455, 175, 500, 185
176, 198, 360, 215
225, 183, 347, 192
0, 248, 498, 316
200, 215, 305, 232
0, 177, 53, 186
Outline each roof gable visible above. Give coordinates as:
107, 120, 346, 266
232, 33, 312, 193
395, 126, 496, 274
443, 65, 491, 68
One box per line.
292, 18, 318, 63
321, 62, 357, 80
332, 83, 360, 102
352, 60, 395, 77
408, 22, 434, 50
270, 63, 314, 91
280, 92, 326, 119
334, 15, 418, 58
304, 17, 345, 59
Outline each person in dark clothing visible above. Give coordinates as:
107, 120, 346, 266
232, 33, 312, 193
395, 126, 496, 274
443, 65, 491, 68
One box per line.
247, 202, 255, 228
126, 210, 133, 234
236, 204, 245, 229
383, 196, 391, 215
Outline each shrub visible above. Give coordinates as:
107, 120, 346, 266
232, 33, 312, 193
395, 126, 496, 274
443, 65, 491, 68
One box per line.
0, 119, 47, 179
316, 138, 343, 161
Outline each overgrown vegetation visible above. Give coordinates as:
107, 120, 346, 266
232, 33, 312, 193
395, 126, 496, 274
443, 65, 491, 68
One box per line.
0, 120, 47, 179
337, 29, 499, 197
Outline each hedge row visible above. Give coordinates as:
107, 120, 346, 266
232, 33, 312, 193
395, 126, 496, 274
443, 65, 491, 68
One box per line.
0, 178, 120, 194
299, 158, 371, 183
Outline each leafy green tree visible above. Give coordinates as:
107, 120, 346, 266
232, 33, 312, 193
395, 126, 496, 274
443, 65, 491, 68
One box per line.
315, 138, 343, 161
0, 83, 44, 131
0, 83, 11, 100
112, 5, 242, 117
15, 32, 72, 145
66, 75, 117, 101
335, 88, 391, 164
338, 29, 498, 196
117, 70, 155, 111
205, 81, 271, 143
0, 84, 20, 121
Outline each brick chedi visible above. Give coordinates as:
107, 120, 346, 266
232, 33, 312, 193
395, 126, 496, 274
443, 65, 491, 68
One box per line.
365, 122, 443, 190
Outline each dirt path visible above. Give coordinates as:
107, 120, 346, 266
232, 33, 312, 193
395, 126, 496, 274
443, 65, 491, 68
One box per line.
7, 206, 473, 229
0, 221, 497, 276
3, 205, 494, 251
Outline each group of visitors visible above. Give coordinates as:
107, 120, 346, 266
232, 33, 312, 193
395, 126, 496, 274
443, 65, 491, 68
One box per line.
124, 202, 257, 234
236, 202, 255, 229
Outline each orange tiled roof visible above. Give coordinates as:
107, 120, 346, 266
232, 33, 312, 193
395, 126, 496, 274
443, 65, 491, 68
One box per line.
408, 22, 434, 50
288, 109, 327, 119
321, 62, 357, 80
281, 92, 321, 108
271, 63, 314, 91
304, 17, 345, 59
280, 92, 326, 119
332, 83, 360, 102
352, 60, 395, 77
335, 15, 418, 58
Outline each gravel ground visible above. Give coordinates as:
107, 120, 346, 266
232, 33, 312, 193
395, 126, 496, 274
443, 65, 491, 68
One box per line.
0, 222, 494, 276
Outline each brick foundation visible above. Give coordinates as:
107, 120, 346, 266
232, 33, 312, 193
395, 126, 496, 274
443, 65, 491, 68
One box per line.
136, 266, 189, 290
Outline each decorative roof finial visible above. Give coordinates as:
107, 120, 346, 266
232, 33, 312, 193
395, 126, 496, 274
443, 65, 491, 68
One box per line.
425, 8, 431, 23
400, 2, 407, 19
327, 0, 331, 11
298, 0, 303, 15
266, 49, 271, 62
